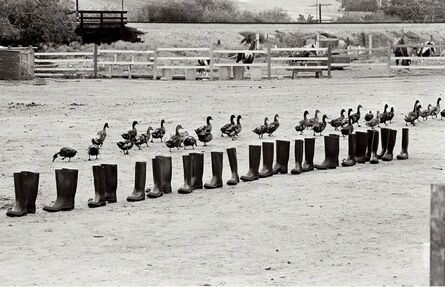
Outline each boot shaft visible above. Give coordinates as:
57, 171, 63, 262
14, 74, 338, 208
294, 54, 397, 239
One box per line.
397, 128, 409, 160
355, 131, 368, 163
378, 128, 389, 158
315, 135, 338, 170
182, 154, 192, 184
261, 142, 274, 170
342, 134, 356, 167
291, 139, 304, 174
190, 152, 204, 189
365, 129, 374, 161
92, 165, 106, 201
102, 164, 118, 202
226, 148, 240, 185
383, 129, 397, 161
369, 130, 380, 164
22, 171, 39, 212
204, 152, 224, 189
249, 145, 262, 174
134, 161, 147, 192
156, 156, 172, 193
274, 140, 290, 173
329, 134, 340, 166
13, 172, 27, 210
304, 137, 315, 165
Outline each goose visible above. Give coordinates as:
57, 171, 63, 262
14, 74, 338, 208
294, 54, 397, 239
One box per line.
313, 115, 328, 136
267, 114, 280, 136
295, 111, 309, 135
252, 117, 269, 139
151, 119, 166, 142
195, 116, 213, 146
121, 120, 138, 140
52, 147, 77, 162
220, 115, 235, 137
329, 109, 346, 130
227, 115, 242, 140
92, 122, 109, 147
350, 104, 363, 127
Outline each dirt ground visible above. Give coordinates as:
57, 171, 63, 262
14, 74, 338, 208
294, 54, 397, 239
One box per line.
0, 70, 444, 285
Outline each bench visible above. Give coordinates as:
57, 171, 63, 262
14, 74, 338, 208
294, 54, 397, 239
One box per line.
285, 64, 329, 79
214, 63, 266, 80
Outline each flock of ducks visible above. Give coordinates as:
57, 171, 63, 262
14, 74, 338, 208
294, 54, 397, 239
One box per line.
51, 97, 444, 162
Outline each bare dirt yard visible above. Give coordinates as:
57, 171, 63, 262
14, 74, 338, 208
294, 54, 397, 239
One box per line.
0, 70, 444, 285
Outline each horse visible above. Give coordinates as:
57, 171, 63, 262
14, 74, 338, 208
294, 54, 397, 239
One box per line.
416, 41, 436, 57
393, 38, 411, 66
236, 40, 256, 67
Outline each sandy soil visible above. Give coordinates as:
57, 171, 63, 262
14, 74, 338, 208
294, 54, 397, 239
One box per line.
0, 71, 444, 285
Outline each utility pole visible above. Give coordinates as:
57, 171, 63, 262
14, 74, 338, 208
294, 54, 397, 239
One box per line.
310, 2, 333, 23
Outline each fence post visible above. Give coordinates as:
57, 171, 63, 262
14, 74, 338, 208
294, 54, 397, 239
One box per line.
209, 44, 214, 81
368, 33, 373, 57
93, 44, 98, 78
153, 46, 158, 80
327, 45, 332, 78
431, 184, 445, 286
387, 43, 392, 76
267, 46, 271, 80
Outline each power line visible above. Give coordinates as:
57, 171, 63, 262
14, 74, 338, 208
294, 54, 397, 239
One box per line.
310, 2, 333, 23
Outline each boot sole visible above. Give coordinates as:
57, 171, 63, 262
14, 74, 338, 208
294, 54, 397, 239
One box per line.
147, 193, 163, 198
42, 207, 73, 212
6, 211, 27, 217
240, 177, 259, 182
204, 184, 223, 189
126, 197, 145, 202
88, 202, 107, 208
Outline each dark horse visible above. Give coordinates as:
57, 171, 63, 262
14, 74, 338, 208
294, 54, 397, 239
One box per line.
236, 40, 256, 66
416, 41, 436, 57
394, 38, 411, 66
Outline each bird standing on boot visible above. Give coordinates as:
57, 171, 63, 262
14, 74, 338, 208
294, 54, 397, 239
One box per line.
92, 122, 109, 148
121, 120, 138, 140
329, 109, 345, 131
380, 104, 389, 125
313, 115, 328, 136
87, 141, 100, 160
387, 107, 395, 123
350, 104, 363, 127
364, 110, 374, 122
341, 116, 354, 139
195, 116, 213, 146
295, 111, 309, 135
53, 147, 77, 162
252, 117, 268, 139
183, 135, 197, 150
227, 115, 242, 140
267, 114, 280, 136
220, 115, 235, 137
151, 119, 166, 142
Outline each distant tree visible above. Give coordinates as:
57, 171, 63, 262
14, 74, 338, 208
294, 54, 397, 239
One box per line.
383, 0, 445, 22
342, 0, 378, 12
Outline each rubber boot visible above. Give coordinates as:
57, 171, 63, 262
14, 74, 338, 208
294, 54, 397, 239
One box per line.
291, 139, 304, 175
397, 128, 409, 160
147, 158, 163, 198
369, 130, 380, 164
241, 145, 261, 182
342, 134, 356, 167
365, 130, 374, 162
88, 165, 107, 208
382, 129, 397, 161
329, 134, 340, 166
158, 156, 172, 194
259, 142, 274, 178
190, 153, 204, 190
6, 173, 27, 217
204, 152, 223, 189
43, 169, 78, 212
355, 131, 368, 164
315, 135, 338, 170
102, 164, 118, 203
226, 148, 239, 186
23, 171, 39, 214
301, 138, 315, 172
377, 128, 389, 159
273, 140, 290, 174
127, 162, 146, 201
178, 155, 193, 194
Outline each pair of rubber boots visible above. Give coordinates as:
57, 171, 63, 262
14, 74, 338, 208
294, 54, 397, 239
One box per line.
344, 130, 384, 166
88, 164, 118, 208
6, 171, 40, 217
313, 134, 340, 170
43, 169, 78, 212
376, 127, 409, 161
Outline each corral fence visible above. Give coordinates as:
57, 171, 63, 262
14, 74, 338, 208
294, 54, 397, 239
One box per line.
31, 42, 445, 80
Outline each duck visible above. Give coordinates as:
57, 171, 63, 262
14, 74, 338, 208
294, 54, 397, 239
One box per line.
313, 115, 328, 136
364, 110, 374, 122
404, 104, 422, 126
366, 111, 381, 129
165, 125, 184, 151
121, 120, 138, 140
430, 97, 441, 119
92, 122, 109, 147
295, 110, 309, 135
117, 139, 134, 155
379, 104, 389, 125
307, 110, 321, 128
87, 142, 100, 160
135, 126, 154, 149
267, 114, 280, 136
387, 107, 395, 123
227, 115, 242, 140
420, 105, 431, 121
411, 99, 420, 122
183, 135, 197, 150
350, 104, 363, 127
341, 116, 354, 139
52, 147, 77, 162
253, 117, 269, 139
328, 109, 345, 130
151, 119, 166, 142
341, 108, 354, 126
195, 116, 213, 146
220, 114, 235, 137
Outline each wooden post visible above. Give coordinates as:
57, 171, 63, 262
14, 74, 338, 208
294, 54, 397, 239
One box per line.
387, 43, 392, 76
327, 45, 332, 78
431, 184, 445, 286
93, 44, 98, 78
153, 46, 158, 80
267, 46, 271, 80
368, 34, 373, 57
209, 44, 214, 81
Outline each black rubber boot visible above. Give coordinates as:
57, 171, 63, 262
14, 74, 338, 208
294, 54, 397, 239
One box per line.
382, 129, 397, 161
291, 139, 304, 175
102, 164, 118, 203
88, 165, 107, 208
369, 130, 380, 164
241, 145, 261, 182
301, 137, 315, 172
178, 155, 193, 194
226, 148, 239, 186
204, 152, 223, 189
6, 173, 27, 217
377, 128, 389, 159
397, 128, 409, 160
23, 171, 39, 214
315, 135, 338, 170
355, 131, 368, 164
158, 156, 172, 194
365, 129, 374, 162
329, 134, 340, 166
43, 169, 78, 212
259, 142, 274, 178
190, 152, 204, 190
273, 140, 290, 174
127, 162, 146, 201
147, 158, 163, 198
342, 134, 356, 167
